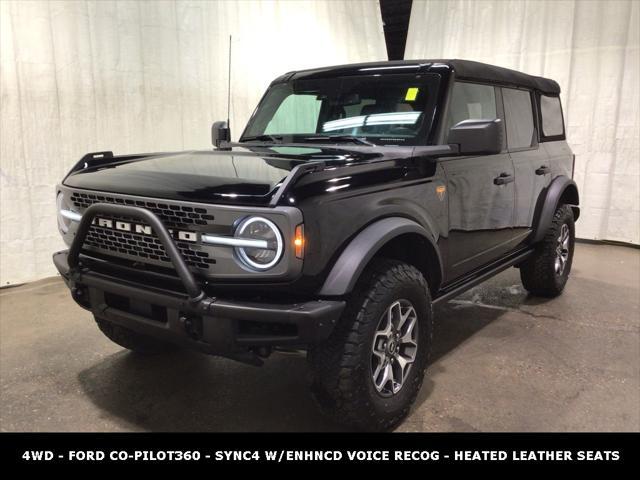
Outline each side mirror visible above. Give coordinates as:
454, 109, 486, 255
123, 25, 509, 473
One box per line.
448, 119, 503, 155
211, 121, 231, 149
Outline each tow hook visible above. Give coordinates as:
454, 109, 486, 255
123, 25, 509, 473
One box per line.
180, 315, 203, 340
71, 286, 89, 307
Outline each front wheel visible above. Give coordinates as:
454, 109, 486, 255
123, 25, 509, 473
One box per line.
309, 259, 433, 431
520, 204, 575, 297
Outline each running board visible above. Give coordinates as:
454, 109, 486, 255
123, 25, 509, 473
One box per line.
433, 248, 534, 305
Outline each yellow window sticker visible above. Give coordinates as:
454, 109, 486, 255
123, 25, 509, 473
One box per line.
405, 87, 419, 101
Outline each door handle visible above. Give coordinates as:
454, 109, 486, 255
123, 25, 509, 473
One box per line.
494, 172, 514, 185
535, 166, 551, 175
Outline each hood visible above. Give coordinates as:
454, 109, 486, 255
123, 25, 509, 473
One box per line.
63, 145, 382, 206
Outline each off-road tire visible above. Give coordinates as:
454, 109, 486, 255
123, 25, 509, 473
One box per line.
308, 259, 433, 431
520, 204, 575, 297
95, 316, 175, 354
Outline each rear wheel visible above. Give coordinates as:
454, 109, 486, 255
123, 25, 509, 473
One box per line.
95, 317, 176, 354
520, 204, 575, 297
309, 259, 432, 431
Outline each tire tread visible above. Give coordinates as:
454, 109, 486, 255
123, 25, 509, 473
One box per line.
309, 259, 432, 431
520, 204, 574, 297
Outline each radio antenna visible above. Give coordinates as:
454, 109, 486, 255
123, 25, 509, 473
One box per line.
227, 34, 232, 129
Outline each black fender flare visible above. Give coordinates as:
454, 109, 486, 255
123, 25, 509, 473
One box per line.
319, 217, 442, 297
531, 175, 580, 243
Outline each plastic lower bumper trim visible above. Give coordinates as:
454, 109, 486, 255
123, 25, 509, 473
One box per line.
53, 250, 344, 360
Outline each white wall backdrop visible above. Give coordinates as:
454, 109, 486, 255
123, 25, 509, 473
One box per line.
0, 0, 386, 286
407, 0, 639, 244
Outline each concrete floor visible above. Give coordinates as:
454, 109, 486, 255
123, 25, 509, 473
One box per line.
1, 243, 638, 432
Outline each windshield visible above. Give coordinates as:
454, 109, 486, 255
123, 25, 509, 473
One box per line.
241, 73, 439, 146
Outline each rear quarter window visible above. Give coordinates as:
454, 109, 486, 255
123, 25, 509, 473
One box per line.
540, 95, 565, 138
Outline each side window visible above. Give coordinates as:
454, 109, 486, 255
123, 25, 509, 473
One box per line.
502, 88, 535, 149
447, 82, 497, 129
540, 95, 564, 137
264, 94, 321, 134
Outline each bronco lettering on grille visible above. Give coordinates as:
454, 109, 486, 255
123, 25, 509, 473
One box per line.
92, 217, 198, 243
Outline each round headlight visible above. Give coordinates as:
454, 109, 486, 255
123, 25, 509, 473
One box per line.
56, 192, 70, 234
234, 217, 283, 271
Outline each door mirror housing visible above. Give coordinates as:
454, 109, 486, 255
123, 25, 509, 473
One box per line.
211, 121, 231, 150
448, 119, 503, 155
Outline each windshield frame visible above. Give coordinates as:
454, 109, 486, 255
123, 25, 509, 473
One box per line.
240, 73, 442, 147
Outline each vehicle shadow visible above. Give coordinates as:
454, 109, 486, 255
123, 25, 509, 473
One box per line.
77, 347, 345, 432
77, 296, 513, 432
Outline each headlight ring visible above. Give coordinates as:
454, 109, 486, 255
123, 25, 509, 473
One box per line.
234, 216, 284, 271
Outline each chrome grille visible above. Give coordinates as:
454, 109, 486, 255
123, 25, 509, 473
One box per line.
69, 192, 217, 270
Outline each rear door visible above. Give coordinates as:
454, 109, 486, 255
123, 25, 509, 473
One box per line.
440, 82, 517, 282
503, 87, 550, 243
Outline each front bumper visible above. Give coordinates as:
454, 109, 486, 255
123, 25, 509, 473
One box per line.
54, 251, 344, 363
53, 203, 344, 364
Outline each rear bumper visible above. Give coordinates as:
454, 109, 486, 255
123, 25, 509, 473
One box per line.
54, 250, 344, 363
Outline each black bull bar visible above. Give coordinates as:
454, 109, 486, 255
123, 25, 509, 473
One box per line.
68, 203, 207, 304
57, 203, 345, 364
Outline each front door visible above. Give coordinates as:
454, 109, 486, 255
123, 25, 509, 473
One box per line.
439, 82, 517, 282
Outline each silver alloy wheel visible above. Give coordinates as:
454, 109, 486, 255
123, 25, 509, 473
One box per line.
370, 299, 419, 397
555, 223, 570, 275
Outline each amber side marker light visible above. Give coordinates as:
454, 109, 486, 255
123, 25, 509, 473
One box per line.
294, 224, 304, 259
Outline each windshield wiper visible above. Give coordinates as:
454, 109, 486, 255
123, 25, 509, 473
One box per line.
302, 135, 376, 146
240, 134, 283, 143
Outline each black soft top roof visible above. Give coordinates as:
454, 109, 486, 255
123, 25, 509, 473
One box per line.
444, 59, 560, 95
284, 59, 560, 95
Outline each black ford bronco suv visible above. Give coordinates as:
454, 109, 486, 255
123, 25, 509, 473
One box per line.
54, 60, 579, 431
